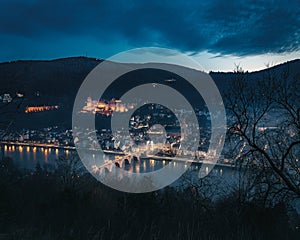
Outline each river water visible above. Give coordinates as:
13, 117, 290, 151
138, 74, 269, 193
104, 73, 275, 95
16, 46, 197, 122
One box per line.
0, 143, 230, 177
1, 144, 66, 170
1, 143, 299, 212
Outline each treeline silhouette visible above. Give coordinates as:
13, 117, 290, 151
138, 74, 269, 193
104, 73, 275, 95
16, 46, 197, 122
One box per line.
0, 155, 299, 240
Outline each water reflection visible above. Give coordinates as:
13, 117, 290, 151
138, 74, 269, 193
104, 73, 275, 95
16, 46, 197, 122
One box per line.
1, 144, 61, 169
1, 144, 229, 178
44, 148, 49, 163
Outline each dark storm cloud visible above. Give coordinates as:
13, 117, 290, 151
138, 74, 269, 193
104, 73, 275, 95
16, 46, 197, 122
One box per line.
0, 0, 299, 59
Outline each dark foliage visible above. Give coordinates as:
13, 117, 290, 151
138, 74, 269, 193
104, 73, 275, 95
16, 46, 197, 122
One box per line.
0, 157, 299, 240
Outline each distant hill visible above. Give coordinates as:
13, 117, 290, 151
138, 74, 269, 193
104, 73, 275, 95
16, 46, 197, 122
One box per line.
210, 59, 300, 92
0, 57, 299, 129
0, 57, 101, 100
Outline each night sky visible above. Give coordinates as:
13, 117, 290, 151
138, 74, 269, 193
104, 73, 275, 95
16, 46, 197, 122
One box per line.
1, 0, 299, 71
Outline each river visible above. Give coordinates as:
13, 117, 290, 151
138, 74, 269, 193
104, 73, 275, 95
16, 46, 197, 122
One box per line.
0, 143, 230, 177
1, 143, 299, 213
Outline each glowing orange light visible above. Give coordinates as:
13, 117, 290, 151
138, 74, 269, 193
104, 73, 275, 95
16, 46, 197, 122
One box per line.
150, 159, 155, 166
25, 105, 59, 113
81, 98, 135, 116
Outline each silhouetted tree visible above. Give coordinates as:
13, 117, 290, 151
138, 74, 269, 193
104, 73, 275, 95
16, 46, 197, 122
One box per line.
226, 65, 300, 198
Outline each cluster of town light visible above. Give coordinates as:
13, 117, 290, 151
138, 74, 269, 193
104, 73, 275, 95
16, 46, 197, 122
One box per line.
24, 105, 59, 113
80, 97, 135, 116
